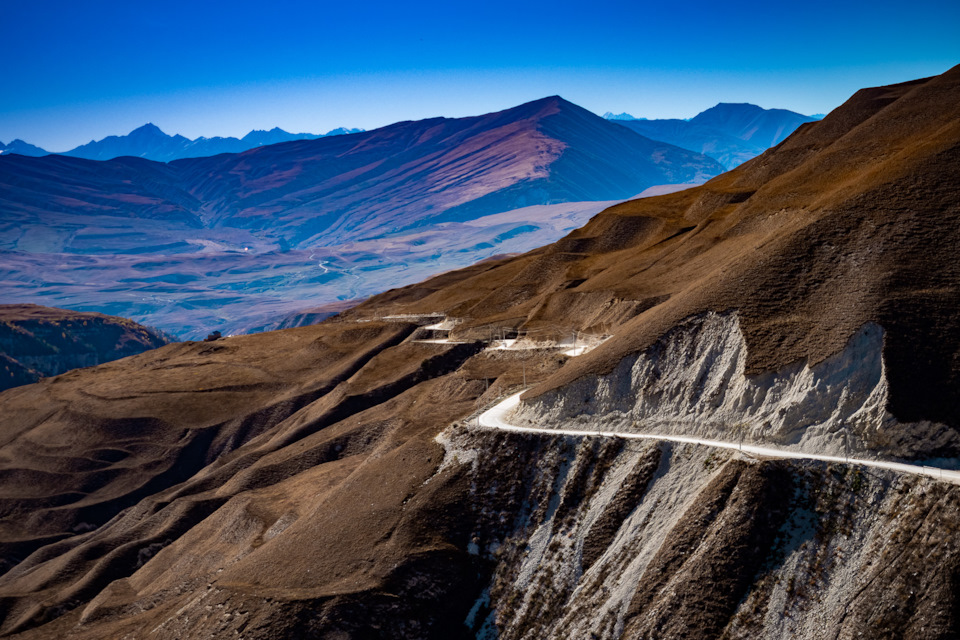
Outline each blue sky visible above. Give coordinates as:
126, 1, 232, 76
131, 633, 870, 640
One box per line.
2, 0, 958, 151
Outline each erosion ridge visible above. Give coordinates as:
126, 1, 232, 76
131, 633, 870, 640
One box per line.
508, 313, 960, 461
0, 67, 958, 639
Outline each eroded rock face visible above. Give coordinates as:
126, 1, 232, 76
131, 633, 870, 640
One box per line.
514, 312, 960, 459
437, 423, 960, 640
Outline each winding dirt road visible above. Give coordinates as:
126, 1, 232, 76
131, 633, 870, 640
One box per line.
477, 391, 960, 484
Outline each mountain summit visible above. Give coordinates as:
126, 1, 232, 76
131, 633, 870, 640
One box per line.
689, 102, 817, 147
170, 94, 723, 245
128, 123, 167, 137
0, 139, 49, 156
602, 111, 644, 121
0, 95, 724, 336
65, 123, 193, 161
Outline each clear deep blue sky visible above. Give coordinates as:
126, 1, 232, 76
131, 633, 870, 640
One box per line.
3, 0, 958, 151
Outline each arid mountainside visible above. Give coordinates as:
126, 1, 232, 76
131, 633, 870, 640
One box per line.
0, 304, 170, 392
0, 124, 364, 162
0, 97, 721, 337
0, 67, 959, 640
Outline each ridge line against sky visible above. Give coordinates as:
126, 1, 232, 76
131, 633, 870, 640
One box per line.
2, 0, 958, 151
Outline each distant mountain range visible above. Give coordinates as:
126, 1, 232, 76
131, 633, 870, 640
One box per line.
0, 95, 725, 337
0, 139, 49, 157
601, 112, 647, 121
4, 102, 815, 169
0, 124, 363, 163
604, 103, 820, 168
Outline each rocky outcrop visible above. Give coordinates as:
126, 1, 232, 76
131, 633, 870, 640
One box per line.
512, 312, 960, 460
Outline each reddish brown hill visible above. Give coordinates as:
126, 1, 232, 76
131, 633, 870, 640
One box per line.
172, 95, 722, 245
0, 96, 722, 251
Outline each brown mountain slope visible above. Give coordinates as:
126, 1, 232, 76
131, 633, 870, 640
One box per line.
0, 323, 531, 637
0, 321, 416, 575
0, 67, 959, 639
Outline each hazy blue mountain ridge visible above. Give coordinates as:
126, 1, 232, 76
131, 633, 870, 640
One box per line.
0, 139, 50, 156
601, 112, 646, 121
690, 102, 816, 147
0, 125, 362, 161
61, 124, 364, 162
606, 102, 818, 168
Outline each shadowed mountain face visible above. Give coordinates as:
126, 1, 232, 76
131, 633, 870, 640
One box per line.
0, 97, 723, 337
0, 68, 958, 640
611, 102, 818, 169
0, 304, 170, 391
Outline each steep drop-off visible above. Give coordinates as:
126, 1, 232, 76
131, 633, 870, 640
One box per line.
511, 312, 960, 461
